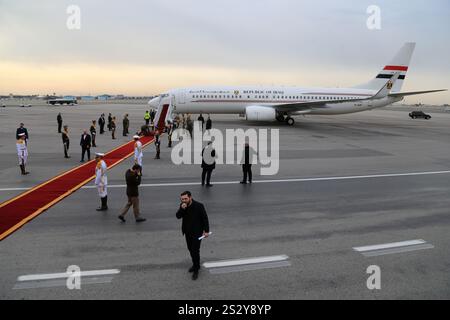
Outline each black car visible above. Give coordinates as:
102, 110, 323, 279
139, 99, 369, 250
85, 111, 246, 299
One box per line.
409, 111, 431, 119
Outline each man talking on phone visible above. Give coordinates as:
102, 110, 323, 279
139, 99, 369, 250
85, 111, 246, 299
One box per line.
176, 191, 210, 280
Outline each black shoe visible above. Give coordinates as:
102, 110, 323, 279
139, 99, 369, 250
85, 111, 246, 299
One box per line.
65, 156, 71, 159
118, 216, 125, 222
206, 184, 213, 187
136, 218, 146, 223
80, 160, 84, 163
240, 181, 247, 184
188, 266, 195, 273
96, 207, 108, 211
192, 271, 199, 280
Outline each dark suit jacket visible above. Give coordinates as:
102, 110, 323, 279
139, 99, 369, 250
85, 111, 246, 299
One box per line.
176, 200, 210, 237
205, 119, 212, 130
123, 117, 129, 129
90, 125, 96, 136
62, 132, 69, 143
80, 134, 91, 148
125, 169, 141, 197
16, 127, 29, 140
201, 146, 216, 170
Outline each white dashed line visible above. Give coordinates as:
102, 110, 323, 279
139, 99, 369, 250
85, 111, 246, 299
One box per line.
2, 170, 449, 192
353, 239, 434, 257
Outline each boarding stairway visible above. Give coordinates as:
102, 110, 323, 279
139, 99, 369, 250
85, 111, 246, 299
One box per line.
153, 94, 174, 131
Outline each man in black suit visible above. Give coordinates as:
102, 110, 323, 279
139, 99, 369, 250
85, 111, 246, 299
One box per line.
80, 129, 92, 162
205, 115, 212, 132
240, 143, 255, 184
90, 120, 97, 147
98, 114, 106, 134
16, 123, 29, 143
107, 113, 112, 131
197, 114, 205, 131
201, 141, 216, 187
57, 113, 63, 133
176, 191, 210, 280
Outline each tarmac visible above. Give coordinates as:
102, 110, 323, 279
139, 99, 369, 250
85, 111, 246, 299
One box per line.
0, 103, 449, 299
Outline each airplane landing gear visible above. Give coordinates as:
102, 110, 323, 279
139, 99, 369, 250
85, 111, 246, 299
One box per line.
276, 113, 285, 122
286, 117, 295, 126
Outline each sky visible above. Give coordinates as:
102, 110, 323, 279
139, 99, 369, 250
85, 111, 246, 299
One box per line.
0, 0, 449, 104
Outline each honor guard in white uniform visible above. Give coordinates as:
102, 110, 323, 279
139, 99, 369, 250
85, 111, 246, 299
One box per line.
95, 153, 108, 211
16, 133, 29, 175
133, 135, 143, 173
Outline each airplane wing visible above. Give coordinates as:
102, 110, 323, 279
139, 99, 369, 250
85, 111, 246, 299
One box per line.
272, 99, 355, 114
272, 74, 401, 114
388, 89, 447, 98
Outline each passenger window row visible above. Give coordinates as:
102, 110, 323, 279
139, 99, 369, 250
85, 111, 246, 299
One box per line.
191, 95, 358, 101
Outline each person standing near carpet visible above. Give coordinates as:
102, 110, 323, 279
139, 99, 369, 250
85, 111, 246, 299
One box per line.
95, 153, 108, 211
107, 113, 112, 131
123, 114, 130, 137
133, 135, 143, 172
98, 114, 106, 134
80, 129, 91, 162
144, 111, 151, 126
111, 117, 117, 140
90, 120, 97, 148
62, 125, 70, 158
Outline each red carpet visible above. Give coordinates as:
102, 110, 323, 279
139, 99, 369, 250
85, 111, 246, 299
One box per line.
0, 136, 154, 241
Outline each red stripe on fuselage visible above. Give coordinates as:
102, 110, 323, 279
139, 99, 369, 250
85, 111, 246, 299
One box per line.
384, 65, 408, 71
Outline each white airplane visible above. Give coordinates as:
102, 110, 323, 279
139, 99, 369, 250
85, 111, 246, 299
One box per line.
148, 43, 446, 126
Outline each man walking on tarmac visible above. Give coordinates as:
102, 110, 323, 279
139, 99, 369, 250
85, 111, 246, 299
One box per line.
176, 191, 210, 280
118, 164, 146, 223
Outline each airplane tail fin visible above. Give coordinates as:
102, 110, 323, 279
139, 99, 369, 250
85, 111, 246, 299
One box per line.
353, 42, 416, 92
372, 72, 400, 99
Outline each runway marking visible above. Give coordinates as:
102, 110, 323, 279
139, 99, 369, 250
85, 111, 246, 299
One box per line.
353, 239, 434, 257
85, 169, 450, 189
17, 269, 120, 282
2, 170, 450, 192
203, 255, 291, 274
14, 269, 120, 290
14, 277, 114, 290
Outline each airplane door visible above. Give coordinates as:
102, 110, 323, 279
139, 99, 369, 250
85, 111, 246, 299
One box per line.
178, 91, 186, 104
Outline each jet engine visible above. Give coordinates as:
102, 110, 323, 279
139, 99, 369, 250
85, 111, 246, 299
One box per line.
245, 106, 276, 121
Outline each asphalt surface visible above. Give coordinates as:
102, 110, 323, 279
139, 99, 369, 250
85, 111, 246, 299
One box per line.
0, 103, 449, 299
